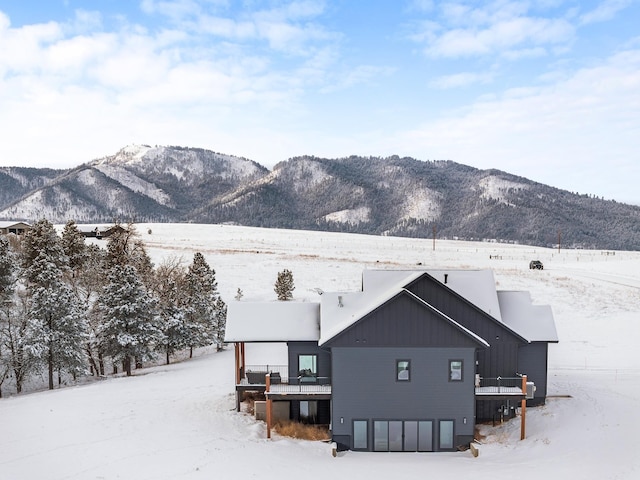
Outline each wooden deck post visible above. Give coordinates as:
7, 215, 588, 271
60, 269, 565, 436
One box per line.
234, 343, 241, 384
266, 373, 272, 439
520, 374, 527, 440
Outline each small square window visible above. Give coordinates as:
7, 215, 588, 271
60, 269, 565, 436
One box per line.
397, 360, 410, 381
449, 360, 463, 381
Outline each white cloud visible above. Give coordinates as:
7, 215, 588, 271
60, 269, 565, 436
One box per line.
424, 16, 574, 58
429, 71, 494, 89
579, 0, 633, 25
393, 48, 640, 201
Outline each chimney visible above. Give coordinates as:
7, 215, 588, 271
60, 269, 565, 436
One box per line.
444, 274, 449, 284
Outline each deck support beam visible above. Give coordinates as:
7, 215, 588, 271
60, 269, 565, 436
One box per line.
520, 375, 527, 440
266, 373, 272, 439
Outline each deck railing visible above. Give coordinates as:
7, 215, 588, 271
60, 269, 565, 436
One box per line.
242, 365, 331, 387
475, 376, 525, 395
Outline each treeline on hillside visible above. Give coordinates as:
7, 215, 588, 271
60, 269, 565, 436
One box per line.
0, 220, 226, 397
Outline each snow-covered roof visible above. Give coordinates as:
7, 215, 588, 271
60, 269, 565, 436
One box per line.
497, 291, 559, 343
319, 272, 491, 347
226, 269, 556, 346
0, 221, 30, 228
362, 269, 503, 320
224, 301, 320, 342
319, 272, 423, 345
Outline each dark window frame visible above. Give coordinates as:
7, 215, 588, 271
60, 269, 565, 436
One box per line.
448, 359, 463, 382
396, 359, 411, 382
352, 419, 369, 451
298, 353, 318, 383
438, 419, 456, 451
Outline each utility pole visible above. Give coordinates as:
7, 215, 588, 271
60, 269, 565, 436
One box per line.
432, 224, 437, 251
558, 230, 561, 253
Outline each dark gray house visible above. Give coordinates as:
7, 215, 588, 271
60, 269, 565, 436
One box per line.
225, 269, 558, 452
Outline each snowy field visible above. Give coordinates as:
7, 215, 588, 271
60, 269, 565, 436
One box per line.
1, 223, 639, 479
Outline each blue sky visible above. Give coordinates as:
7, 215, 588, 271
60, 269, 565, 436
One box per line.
1, 1, 639, 204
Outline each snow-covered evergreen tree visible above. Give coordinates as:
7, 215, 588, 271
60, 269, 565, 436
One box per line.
97, 264, 161, 376
274, 269, 295, 301
106, 223, 153, 285
22, 252, 88, 390
153, 258, 191, 364
0, 236, 15, 301
76, 244, 108, 377
212, 296, 227, 351
0, 236, 16, 396
184, 253, 225, 355
61, 220, 87, 273
22, 219, 68, 281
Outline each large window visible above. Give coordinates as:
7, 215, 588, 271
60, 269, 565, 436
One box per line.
298, 354, 317, 383
353, 420, 368, 450
371, 420, 434, 452
396, 360, 411, 381
449, 360, 463, 381
418, 420, 433, 451
439, 420, 455, 450
373, 421, 389, 451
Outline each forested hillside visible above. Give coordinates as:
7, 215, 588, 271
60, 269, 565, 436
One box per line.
1, 146, 639, 250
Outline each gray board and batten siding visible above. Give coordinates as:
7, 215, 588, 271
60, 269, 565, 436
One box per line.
323, 291, 486, 451
330, 347, 476, 452
404, 274, 530, 421
517, 342, 549, 406
285, 341, 332, 425
286, 341, 332, 385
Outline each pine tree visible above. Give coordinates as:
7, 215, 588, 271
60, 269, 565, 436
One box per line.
0, 236, 16, 396
184, 253, 225, 355
97, 264, 161, 376
61, 220, 88, 273
77, 244, 108, 377
22, 219, 68, 281
105, 223, 154, 287
212, 296, 227, 351
153, 258, 191, 364
0, 236, 14, 301
274, 269, 295, 301
22, 252, 88, 390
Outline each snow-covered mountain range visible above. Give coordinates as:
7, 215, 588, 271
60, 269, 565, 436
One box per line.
1, 145, 639, 250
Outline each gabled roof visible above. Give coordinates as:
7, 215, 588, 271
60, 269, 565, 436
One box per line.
224, 301, 320, 342
319, 272, 491, 347
320, 288, 490, 348
0, 221, 31, 229
497, 291, 559, 343
362, 269, 503, 320
319, 271, 424, 345
224, 269, 557, 347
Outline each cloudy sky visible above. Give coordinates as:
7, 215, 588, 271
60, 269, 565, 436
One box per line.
1, 1, 639, 204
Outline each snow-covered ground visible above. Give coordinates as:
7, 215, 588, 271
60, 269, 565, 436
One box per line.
2, 223, 639, 479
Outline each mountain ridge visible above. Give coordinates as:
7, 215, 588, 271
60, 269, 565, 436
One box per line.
1, 145, 639, 250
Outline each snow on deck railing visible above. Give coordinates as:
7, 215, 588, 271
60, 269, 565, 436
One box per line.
475, 376, 524, 395
268, 382, 332, 394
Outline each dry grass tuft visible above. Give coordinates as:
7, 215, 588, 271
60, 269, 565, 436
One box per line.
274, 421, 331, 441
